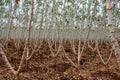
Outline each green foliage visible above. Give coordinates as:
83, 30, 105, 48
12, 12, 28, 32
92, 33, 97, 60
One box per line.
0, 0, 119, 29
0, 1, 4, 6
75, 15, 81, 20
67, 0, 75, 4
5, 0, 10, 4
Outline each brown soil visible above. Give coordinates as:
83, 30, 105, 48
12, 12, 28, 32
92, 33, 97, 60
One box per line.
0, 39, 120, 80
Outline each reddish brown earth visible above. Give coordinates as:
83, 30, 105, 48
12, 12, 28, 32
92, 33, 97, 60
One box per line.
0, 40, 120, 80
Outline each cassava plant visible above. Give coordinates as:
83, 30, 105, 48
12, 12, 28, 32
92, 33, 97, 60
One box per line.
106, 0, 120, 67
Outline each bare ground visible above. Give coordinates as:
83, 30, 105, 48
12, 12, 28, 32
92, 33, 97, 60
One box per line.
0, 39, 120, 80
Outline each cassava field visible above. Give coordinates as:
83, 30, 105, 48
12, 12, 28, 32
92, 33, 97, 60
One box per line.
0, 0, 120, 80
0, 29, 120, 80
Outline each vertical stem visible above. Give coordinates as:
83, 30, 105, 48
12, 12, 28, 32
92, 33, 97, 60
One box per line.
7, 1, 13, 41
26, 0, 34, 58
106, 0, 120, 67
